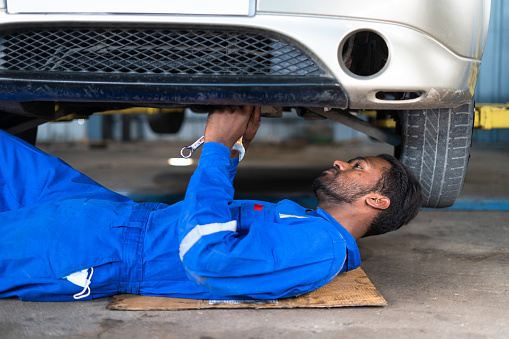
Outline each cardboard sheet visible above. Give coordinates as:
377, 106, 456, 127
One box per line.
107, 267, 386, 310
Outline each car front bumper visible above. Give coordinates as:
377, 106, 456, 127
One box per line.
0, 6, 488, 109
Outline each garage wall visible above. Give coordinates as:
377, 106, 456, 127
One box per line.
473, 0, 509, 142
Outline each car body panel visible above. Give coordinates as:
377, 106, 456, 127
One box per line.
6, 0, 255, 16
257, 0, 491, 60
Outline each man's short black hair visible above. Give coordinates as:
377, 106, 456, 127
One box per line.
363, 154, 423, 237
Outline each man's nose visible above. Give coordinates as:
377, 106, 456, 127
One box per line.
333, 160, 350, 170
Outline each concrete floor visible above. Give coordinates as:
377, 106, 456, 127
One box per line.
1, 139, 509, 338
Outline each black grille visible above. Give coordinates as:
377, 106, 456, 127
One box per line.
0, 27, 323, 76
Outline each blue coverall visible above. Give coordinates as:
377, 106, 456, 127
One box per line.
0, 130, 361, 301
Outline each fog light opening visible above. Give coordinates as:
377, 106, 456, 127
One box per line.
341, 30, 388, 77
375, 91, 423, 101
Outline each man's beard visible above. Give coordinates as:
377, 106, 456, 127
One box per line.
312, 171, 373, 205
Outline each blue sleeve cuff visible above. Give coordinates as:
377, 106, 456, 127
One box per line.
201, 142, 240, 180
201, 142, 231, 159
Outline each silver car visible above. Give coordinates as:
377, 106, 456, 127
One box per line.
0, 0, 491, 207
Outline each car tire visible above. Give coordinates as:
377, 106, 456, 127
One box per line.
396, 98, 474, 208
147, 110, 185, 134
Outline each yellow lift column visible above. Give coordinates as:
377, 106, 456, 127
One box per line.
361, 103, 509, 130
474, 103, 509, 130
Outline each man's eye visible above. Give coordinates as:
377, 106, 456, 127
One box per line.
353, 164, 363, 169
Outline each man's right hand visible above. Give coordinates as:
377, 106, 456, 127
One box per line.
204, 106, 261, 151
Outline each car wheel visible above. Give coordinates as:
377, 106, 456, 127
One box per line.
396, 98, 474, 208
147, 110, 185, 134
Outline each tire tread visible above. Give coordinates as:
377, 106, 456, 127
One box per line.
399, 99, 474, 208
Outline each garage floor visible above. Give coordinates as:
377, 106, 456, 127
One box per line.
1, 139, 509, 338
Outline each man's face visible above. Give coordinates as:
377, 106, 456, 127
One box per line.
312, 156, 391, 205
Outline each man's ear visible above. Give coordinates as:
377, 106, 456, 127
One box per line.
365, 194, 390, 210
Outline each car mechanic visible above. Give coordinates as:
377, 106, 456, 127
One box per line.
0, 105, 422, 301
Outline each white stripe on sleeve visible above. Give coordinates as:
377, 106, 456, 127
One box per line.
179, 220, 238, 260
279, 213, 309, 219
